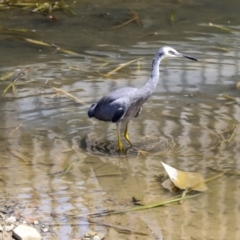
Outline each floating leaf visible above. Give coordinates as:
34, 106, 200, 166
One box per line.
161, 162, 208, 192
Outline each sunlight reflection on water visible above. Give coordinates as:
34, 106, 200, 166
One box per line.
1, 1, 240, 239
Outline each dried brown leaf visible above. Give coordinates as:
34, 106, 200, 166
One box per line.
161, 162, 208, 192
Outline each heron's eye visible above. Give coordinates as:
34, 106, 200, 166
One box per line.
168, 50, 174, 55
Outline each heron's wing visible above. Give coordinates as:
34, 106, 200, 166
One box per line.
122, 94, 146, 121
134, 107, 142, 118
93, 95, 121, 121
112, 108, 125, 123
89, 87, 138, 122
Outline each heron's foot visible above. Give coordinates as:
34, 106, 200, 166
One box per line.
134, 147, 149, 157
125, 145, 149, 157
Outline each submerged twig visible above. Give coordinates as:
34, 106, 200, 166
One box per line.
0, 0, 74, 17
214, 42, 229, 52
6, 124, 22, 137
102, 57, 143, 77
0, 71, 15, 81
68, 66, 88, 72
80, 191, 210, 218
96, 173, 128, 178
219, 122, 239, 146
19, 38, 105, 61
169, 10, 175, 24
208, 23, 232, 32
8, 150, 31, 164
51, 43, 80, 55
219, 94, 240, 105
19, 38, 80, 55
88, 219, 148, 235
62, 161, 76, 175
114, 191, 211, 214
2, 67, 30, 95
21, 38, 51, 47
208, 167, 240, 176
50, 218, 148, 236
51, 87, 86, 105
131, 9, 142, 26
97, 61, 111, 70
16, 80, 36, 85
179, 189, 188, 204
113, 10, 142, 29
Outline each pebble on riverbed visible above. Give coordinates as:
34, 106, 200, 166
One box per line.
0, 210, 46, 240
5, 224, 15, 232
82, 230, 104, 240
41, 227, 49, 233
6, 216, 16, 224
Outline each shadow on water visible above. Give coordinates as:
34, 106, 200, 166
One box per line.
1, 0, 240, 239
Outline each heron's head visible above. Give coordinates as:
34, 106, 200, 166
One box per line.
160, 46, 198, 61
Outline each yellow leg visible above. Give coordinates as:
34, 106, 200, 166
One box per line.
116, 123, 123, 151
124, 122, 133, 147
124, 122, 148, 156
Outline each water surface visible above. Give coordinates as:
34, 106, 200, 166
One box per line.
1, 0, 240, 239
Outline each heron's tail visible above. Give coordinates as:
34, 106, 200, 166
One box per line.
88, 103, 97, 118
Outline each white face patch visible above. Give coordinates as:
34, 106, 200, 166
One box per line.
162, 46, 179, 58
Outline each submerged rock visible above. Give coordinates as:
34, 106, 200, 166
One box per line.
13, 224, 42, 240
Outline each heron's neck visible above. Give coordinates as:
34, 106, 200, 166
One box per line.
139, 52, 164, 99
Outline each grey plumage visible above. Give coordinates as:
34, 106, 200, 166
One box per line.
88, 46, 198, 151
88, 87, 143, 122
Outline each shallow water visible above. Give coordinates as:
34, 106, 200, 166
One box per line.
1, 0, 240, 239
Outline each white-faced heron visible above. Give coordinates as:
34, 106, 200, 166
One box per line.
88, 46, 198, 151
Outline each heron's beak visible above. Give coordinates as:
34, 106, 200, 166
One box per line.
179, 53, 198, 61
